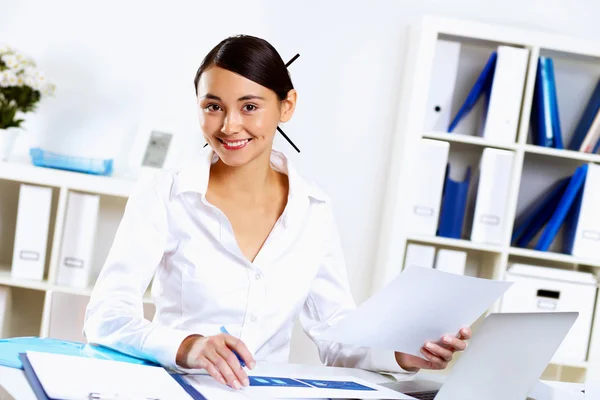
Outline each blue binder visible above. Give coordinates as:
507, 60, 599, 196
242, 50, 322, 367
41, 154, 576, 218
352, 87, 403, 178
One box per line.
563, 179, 586, 255
569, 79, 600, 151
437, 165, 472, 239
448, 52, 497, 133
535, 164, 588, 251
0, 337, 156, 369
531, 57, 556, 148
511, 177, 570, 248
547, 59, 564, 149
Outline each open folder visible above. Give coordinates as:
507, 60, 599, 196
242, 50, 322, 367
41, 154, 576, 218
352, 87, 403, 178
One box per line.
20, 352, 412, 400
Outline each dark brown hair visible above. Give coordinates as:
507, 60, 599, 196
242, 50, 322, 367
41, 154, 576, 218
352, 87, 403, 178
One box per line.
194, 35, 294, 101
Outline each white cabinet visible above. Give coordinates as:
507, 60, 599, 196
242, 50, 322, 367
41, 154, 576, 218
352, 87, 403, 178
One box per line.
501, 264, 597, 363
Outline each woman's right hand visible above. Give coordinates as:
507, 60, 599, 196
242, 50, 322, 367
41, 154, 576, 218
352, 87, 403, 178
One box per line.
176, 333, 256, 389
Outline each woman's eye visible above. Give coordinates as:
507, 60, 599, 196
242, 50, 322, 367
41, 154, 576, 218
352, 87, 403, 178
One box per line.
205, 104, 221, 112
243, 104, 257, 112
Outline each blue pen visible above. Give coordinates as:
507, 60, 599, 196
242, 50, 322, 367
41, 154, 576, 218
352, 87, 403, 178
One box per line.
219, 326, 246, 368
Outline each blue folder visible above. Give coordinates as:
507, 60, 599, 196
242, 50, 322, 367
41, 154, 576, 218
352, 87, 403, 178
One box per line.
437, 165, 472, 239
547, 59, 564, 149
563, 179, 586, 255
531, 57, 557, 148
448, 52, 497, 133
569, 79, 600, 151
535, 164, 588, 251
0, 337, 156, 369
511, 177, 570, 248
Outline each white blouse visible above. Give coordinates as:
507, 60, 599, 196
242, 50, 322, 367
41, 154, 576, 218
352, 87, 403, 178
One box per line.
83, 147, 408, 375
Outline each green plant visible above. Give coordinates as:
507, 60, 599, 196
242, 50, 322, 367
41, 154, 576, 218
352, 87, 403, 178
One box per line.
0, 45, 55, 129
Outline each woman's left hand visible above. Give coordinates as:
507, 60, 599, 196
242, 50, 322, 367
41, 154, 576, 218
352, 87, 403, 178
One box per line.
394, 327, 472, 371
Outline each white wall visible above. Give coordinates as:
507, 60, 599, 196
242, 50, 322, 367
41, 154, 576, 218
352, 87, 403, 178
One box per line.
3, 0, 600, 365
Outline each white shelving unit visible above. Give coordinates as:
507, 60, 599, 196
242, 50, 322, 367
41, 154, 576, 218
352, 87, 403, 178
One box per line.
374, 16, 600, 383
0, 158, 153, 341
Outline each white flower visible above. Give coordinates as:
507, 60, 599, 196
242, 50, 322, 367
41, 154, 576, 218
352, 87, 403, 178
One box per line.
22, 67, 36, 87
40, 82, 55, 95
1, 54, 19, 70
20, 66, 46, 90
0, 44, 56, 117
0, 70, 17, 87
14, 51, 35, 69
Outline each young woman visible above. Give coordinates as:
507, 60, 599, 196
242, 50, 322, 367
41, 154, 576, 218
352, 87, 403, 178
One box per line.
84, 35, 471, 390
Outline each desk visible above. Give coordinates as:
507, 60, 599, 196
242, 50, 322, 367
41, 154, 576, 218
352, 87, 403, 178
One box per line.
0, 364, 585, 399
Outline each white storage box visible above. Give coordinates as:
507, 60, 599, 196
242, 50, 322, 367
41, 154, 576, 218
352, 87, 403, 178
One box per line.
501, 264, 598, 364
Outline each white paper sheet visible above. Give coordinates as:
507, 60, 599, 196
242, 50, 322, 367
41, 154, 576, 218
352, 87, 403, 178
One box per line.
25, 351, 190, 400
318, 266, 513, 358
183, 373, 414, 399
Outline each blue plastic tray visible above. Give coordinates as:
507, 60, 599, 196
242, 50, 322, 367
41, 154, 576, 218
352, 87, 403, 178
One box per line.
30, 147, 113, 176
0, 337, 157, 369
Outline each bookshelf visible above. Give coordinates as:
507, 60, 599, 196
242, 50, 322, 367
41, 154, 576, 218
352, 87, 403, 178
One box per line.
0, 158, 157, 341
374, 15, 600, 383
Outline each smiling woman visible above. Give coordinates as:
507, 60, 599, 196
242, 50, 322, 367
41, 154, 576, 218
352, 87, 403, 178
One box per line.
83, 34, 471, 392
194, 35, 297, 167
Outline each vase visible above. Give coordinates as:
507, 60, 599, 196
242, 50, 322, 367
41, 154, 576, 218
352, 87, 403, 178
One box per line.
0, 127, 19, 161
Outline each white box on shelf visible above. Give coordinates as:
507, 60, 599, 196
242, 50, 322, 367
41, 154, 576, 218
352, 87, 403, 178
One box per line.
434, 249, 467, 275
406, 139, 450, 236
482, 46, 529, 143
56, 192, 100, 289
501, 264, 597, 364
424, 40, 461, 132
11, 184, 53, 281
570, 163, 600, 260
0, 285, 12, 338
470, 148, 515, 245
404, 244, 436, 269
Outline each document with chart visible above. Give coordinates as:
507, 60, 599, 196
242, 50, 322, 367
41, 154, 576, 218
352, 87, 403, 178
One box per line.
178, 373, 414, 399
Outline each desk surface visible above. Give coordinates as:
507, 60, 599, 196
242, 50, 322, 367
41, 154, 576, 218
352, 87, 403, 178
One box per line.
0, 364, 584, 400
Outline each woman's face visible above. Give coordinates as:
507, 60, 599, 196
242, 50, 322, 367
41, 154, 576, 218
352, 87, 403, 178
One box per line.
197, 66, 296, 167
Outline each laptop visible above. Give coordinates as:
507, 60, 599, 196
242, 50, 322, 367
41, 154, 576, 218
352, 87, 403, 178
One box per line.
382, 312, 578, 400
